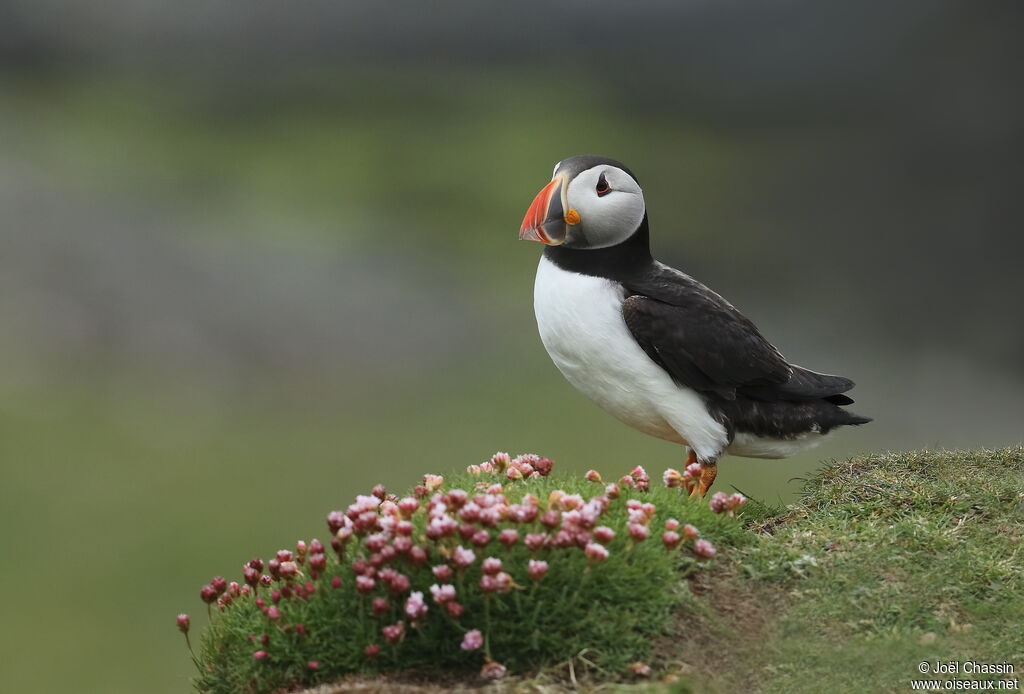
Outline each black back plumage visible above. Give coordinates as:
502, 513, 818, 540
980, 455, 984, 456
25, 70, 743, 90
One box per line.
544, 212, 871, 440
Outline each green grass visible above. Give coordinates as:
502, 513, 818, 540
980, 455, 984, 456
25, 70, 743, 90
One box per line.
189, 464, 750, 693
733, 448, 1024, 693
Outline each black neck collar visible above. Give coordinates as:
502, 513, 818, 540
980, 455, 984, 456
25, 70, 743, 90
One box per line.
543, 214, 654, 281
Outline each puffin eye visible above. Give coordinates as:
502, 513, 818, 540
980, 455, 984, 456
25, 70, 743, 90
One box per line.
596, 173, 611, 197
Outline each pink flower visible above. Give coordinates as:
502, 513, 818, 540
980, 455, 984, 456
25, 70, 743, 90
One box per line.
540, 510, 561, 529
495, 571, 513, 593
533, 456, 554, 476
605, 483, 621, 499
461, 629, 483, 651
662, 530, 682, 549
664, 518, 680, 531
481, 557, 502, 576
490, 452, 511, 471
631, 465, 650, 491
693, 538, 717, 559
709, 492, 729, 514
307, 661, 320, 671
364, 643, 380, 658
466, 464, 482, 475
355, 575, 375, 594
253, 650, 268, 661
243, 566, 260, 587
397, 497, 419, 517
372, 597, 389, 615
585, 542, 610, 564
683, 523, 700, 539
481, 660, 508, 680
176, 614, 190, 633
432, 564, 453, 582
388, 573, 411, 594
279, 561, 299, 578
479, 575, 497, 593
628, 523, 650, 541
593, 526, 616, 545
266, 606, 281, 621
498, 529, 519, 547
409, 546, 428, 564
585, 469, 603, 483
404, 591, 428, 620
452, 545, 476, 569
471, 530, 490, 547
528, 559, 549, 581
430, 583, 456, 604
426, 515, 458, 540
662, 468, 683, 488
382, 621, 405, 644
446, 601, 464, 618
327, 510, 346, 532
392, 536, 412, 554
524, 533, 547, 551
331, 576, 342, 589
446, 489, 468, 508
423, 474, 444, 492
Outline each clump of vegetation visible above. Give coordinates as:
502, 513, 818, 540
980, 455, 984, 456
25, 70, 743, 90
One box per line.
180, 454, 749, 693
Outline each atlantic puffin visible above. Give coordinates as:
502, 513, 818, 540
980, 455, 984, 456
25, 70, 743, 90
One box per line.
519, 155, 870, 497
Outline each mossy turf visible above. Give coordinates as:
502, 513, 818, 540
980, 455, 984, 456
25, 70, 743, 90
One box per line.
735, 447, 1024, 694
189, 449, 1024, 693
192, 469, 748, 694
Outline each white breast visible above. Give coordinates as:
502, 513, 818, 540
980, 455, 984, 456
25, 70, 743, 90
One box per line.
533, 256, 729, 461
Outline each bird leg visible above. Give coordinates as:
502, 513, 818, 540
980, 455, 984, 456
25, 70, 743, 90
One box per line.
687, 457, 719, 499
682, 449, 698, 495
697, 461, 718, 497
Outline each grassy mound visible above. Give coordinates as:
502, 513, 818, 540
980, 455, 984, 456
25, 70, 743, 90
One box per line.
181, 448, 1023, 693
733, 447, 1024, 693
184, 457, 749, 693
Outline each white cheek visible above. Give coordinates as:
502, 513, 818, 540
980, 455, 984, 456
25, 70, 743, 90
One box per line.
577, 194, 645, 248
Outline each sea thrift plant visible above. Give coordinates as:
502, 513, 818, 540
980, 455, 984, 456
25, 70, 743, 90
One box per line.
182, 455, 740, 694
709, 491, 747, 516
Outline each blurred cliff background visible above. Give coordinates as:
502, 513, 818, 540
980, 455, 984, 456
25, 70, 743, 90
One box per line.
0, 1, 1021, 691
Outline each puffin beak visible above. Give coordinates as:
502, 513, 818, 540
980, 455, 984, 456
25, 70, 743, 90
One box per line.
520, 174, 570, 245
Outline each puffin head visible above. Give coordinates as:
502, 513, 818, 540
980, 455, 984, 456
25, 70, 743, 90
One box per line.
519, 155, 645, 249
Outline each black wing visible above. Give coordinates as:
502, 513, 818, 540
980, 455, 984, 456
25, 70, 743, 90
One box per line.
621, 292, 856, 404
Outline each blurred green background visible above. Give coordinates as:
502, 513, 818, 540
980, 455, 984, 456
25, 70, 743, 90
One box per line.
1, 1, 1021, 692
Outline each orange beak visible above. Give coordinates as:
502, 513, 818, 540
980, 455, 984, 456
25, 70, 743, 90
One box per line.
520, 175, 569, 245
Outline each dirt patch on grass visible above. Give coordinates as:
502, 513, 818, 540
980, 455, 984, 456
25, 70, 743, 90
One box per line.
651, 561, 789, 692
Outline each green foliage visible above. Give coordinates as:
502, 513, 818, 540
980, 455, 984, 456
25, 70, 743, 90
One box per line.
190, 465, 748, 694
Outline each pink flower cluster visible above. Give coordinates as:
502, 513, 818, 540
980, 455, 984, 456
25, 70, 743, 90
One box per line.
617, 465, 650, 492
663, 462, 704, 494
180, 454, 730, 680
466, 452, 554, 481
709, 491, 746, 516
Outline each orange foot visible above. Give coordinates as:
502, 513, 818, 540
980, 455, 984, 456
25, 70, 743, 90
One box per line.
687, 460, 719, 499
